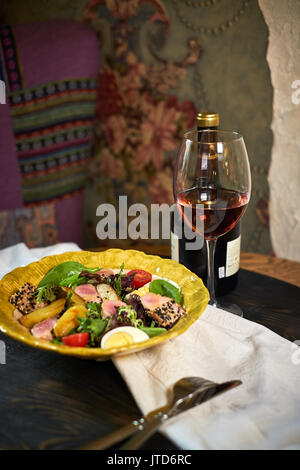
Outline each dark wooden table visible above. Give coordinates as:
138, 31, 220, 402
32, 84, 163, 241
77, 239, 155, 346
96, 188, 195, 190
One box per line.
0, 253, 300, 450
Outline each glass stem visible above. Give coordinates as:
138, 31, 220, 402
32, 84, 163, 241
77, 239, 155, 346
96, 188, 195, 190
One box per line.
206, 238, 217, 307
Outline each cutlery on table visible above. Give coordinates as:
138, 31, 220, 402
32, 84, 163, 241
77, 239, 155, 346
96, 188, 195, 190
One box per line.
79, 376, 241, 450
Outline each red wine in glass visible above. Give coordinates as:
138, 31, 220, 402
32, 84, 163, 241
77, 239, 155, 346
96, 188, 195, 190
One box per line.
176, 186, 249, 241
173, 129, 251, 312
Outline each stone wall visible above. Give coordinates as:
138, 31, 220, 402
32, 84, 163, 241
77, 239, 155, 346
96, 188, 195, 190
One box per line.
259, 0, 300, 261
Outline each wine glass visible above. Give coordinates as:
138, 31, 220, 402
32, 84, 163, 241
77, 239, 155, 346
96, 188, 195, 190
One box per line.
173, 129, 251, 313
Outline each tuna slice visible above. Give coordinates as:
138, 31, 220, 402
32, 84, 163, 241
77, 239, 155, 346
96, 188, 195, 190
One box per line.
95, 268, 114, 276
102, 300, 126, 318
31, 316, 57, 341
75, 284, 101, 303
140, 292, 185, 329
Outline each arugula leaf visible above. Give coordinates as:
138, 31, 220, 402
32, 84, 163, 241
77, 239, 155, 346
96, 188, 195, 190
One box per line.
149, 279, 182, 304
139, 326, 166, 337
36, 286, 57, 304
86, 302, 102, 318
113, 262, 125, 298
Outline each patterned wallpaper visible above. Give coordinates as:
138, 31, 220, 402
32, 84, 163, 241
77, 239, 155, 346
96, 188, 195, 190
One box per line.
2, 0, 273, 254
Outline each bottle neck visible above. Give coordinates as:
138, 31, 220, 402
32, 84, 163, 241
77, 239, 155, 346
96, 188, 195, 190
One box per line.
197, 125, 219, 186
197, 125, 218, 131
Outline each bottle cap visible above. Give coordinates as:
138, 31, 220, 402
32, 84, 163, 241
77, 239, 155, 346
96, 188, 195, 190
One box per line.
197, 111, 219, 128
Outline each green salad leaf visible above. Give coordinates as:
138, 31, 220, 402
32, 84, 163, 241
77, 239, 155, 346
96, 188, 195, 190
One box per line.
113, 262, 125, 298
38, 261, 102, 288
36, 285, 57, 304
86, 302, 102, 318
76, 316, 107, 346
38, 261, 87, 288
138, 326, 166, 337
149, 279, 182, 304
36, 261, 102, 304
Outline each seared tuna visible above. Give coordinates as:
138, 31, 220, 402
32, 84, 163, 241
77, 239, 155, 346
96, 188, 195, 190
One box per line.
9, 282, 46, 314
31, 316, 57, 340
75, 284, 101, 303
140, 293, 185, 329
102, 300, 126, 318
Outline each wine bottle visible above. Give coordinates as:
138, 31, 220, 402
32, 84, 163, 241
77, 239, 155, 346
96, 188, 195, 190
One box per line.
171, 111, 241, 295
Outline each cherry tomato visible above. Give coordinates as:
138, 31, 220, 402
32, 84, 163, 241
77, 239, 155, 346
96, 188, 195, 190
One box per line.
62, 332, 89, 347
127, 270, 152, 289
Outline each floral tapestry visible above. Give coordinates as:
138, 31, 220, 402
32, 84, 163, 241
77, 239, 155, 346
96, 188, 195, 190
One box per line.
83, 0, 203, 248
83, 0, 273, 254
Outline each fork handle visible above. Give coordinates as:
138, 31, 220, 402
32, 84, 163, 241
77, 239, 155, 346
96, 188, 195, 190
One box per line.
119, 413, 167, 450
79, 421, 140, 450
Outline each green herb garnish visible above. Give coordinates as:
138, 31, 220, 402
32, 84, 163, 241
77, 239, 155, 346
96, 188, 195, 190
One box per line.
86, 302, 102, 318
149, 279, 182, 304
117, 305, 144, 328
113, 262, 125, 298
51, 337, 63, 344
76, 316, 106, 346
138, 326, 166, 337
36, 286, 57, 304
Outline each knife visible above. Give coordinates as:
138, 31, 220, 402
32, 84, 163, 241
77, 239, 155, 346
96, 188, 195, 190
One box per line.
119, 378, 241, 450
79, 378, 241, 450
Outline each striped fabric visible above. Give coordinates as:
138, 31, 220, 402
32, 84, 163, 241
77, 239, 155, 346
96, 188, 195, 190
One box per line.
9, 77, 97, 204
0, 25, 24, 92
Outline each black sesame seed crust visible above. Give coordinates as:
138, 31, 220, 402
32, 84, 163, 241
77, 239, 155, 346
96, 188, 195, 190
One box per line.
9, 283, 40, 315
144, 300, 185, 329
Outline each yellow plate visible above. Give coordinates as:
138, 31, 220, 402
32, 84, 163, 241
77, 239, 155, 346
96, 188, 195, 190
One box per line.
0, 249, 209, 360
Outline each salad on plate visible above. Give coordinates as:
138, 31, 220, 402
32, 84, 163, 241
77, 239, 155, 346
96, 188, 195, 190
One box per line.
9, 261, 187, 349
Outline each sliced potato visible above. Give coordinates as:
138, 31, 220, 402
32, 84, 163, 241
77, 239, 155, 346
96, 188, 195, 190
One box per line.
129, 285, 150, 298
20, 298, 65, 329
61, 287, 86, 307
53, 304, 87, 337
71, 292, 86, 306
96, 283, 119, 301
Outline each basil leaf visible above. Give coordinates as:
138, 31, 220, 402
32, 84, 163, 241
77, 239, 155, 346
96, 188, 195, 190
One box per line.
139, 326, 166, 337
149, 279, 182, 304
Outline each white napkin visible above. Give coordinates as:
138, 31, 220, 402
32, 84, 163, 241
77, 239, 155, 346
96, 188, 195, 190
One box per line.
0, 242, 81, 280
1, 243, 299, 449
114, 305, 300, 450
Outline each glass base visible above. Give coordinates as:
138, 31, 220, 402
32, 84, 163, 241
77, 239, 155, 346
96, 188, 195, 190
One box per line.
209, 299, 243, 317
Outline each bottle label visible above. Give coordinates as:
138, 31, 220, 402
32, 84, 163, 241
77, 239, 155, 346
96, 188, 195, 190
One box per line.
218, 266, 225, 279
170, 231, 179, 262
226, 235, 241, 277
